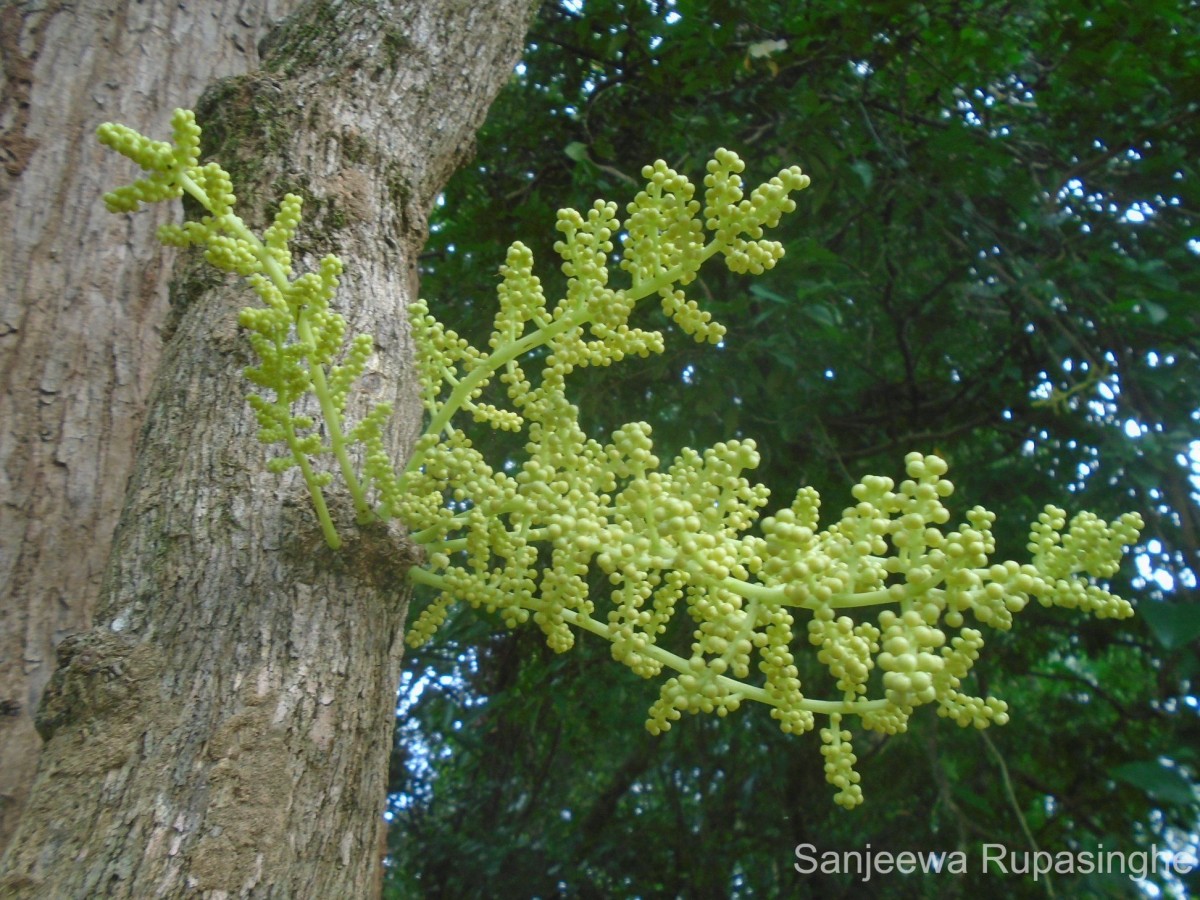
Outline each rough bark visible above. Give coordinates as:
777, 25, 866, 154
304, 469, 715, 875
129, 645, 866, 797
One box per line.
0, 0, 301, 855
0, 0, 536, 896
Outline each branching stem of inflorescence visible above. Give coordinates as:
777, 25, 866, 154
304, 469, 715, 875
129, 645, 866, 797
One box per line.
97, 108, 1143, 809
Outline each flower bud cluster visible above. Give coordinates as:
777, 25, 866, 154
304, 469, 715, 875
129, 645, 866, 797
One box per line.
703, 148, 810, 276
98, 110, 395, 543
101, 119, 1143, 810
97, 108, 201, 212
1026, 507, 1142, 617
821, 716, 863, 809
396, 154, 1140, 808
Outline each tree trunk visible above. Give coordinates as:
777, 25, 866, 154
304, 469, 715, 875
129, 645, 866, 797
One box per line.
0, 0, 535, 896
0, 0, 302, 855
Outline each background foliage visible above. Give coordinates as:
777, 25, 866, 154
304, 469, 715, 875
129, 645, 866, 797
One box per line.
384, 1, 1200, 896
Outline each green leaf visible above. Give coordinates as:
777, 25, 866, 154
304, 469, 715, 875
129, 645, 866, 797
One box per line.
748, 283, 788, 304
849, 160, 873, 190
1136, 600, 1200, 650
802, 301, 842, 328
1110, 760, 1196, 807
1143, 300, 1168, 324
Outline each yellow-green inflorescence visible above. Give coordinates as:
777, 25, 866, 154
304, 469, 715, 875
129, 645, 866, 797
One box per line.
101, 110, 1144, 809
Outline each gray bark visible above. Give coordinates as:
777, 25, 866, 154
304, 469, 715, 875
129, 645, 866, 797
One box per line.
0, 0, 300, 855
0, 0, 536, 896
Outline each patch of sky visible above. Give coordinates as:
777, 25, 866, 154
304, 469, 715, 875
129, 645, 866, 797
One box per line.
388, 648, 488, 816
